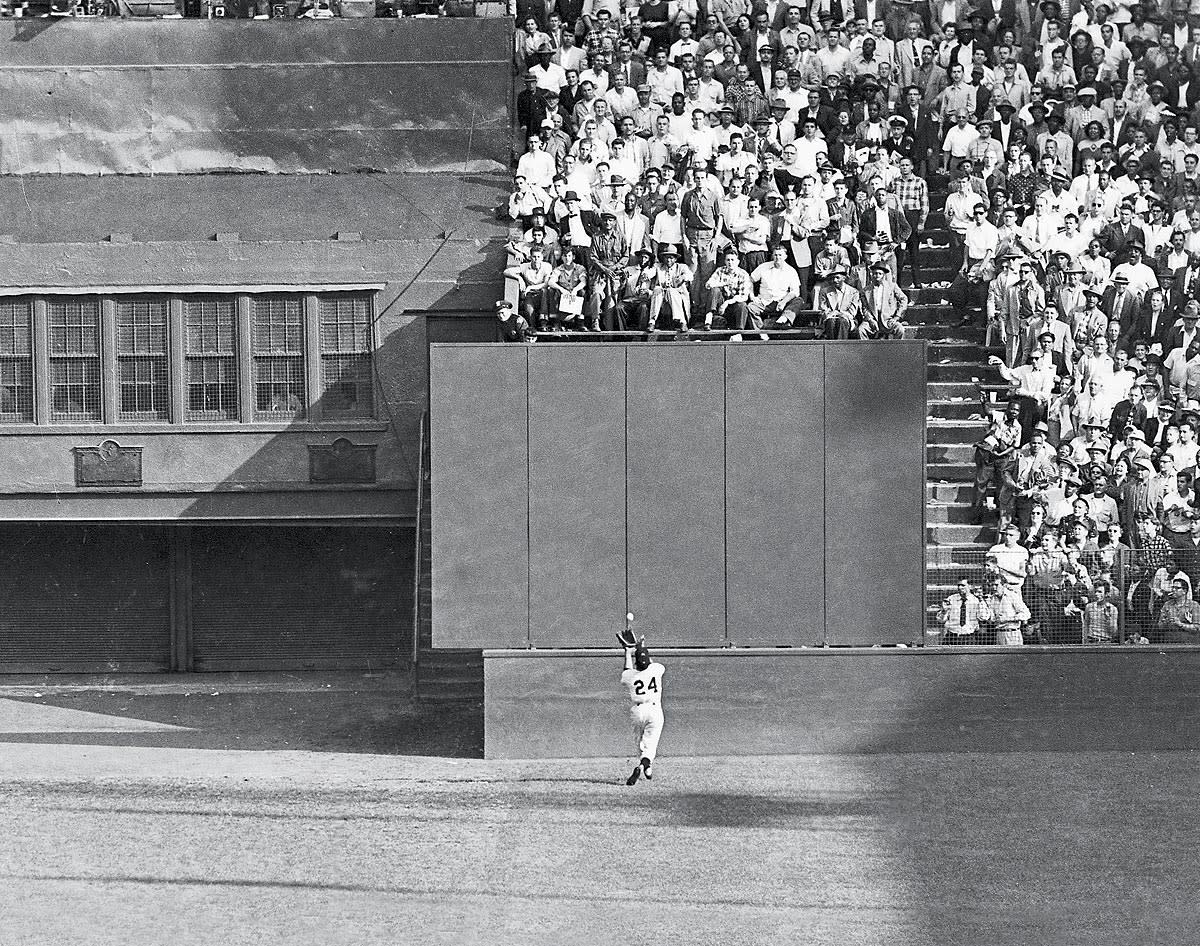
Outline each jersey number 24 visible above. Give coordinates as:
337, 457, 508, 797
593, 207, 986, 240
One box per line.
633, 678, 658, 696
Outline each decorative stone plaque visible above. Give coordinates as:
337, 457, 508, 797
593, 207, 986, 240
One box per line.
74, 440, 143, 487
308, 438, 376, 484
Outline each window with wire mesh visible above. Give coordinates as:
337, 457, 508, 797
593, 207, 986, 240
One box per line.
0, 299, 33, 423
184, 296, 238, 421
116, 297, 169, 421
318, 294, 374, 418
48, 298, 101, 423
252, 295, 305, 418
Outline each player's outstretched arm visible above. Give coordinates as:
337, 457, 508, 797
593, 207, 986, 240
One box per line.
618, 612, 637, 669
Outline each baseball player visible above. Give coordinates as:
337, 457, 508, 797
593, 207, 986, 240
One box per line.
619, 626, 665, 786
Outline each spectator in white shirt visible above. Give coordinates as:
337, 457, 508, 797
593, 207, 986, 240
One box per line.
647, 49, 685, 106
516, 137, 557, 191
792, 119, 829, 177
750, 244, 804, 327
605, 72, 640, 122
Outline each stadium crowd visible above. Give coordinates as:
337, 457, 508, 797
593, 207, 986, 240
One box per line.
496, 0, 1200, 351
492, 0, 1200, 641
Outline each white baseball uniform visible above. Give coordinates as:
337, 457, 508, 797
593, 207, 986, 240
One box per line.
620, 661, 665, 763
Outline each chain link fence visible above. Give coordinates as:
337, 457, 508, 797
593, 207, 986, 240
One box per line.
925, 544, 1200, 647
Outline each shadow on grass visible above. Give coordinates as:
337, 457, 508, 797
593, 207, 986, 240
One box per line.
0, 691, 484, 758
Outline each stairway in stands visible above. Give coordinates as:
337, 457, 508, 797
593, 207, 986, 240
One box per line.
918, 184, 1005, 640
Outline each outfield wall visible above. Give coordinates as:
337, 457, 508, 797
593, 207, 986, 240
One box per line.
483, 647, 1200, 759
0, 19, 510, 174
429, 341, 927, 650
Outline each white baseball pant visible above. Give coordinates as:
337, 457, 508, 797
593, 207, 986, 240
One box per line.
630, 702, 664, 762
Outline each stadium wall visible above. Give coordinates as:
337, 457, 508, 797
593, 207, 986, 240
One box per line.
483, 647, 1200, 759
0, 18, 510, 174
428, 341, 927, 650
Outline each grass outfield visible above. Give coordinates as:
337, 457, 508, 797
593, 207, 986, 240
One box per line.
0, 745, 1196, 946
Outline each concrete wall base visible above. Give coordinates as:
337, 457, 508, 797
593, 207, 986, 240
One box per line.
483, 648, 1200, 759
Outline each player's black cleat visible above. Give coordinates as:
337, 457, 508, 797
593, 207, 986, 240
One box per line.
641, 757, 652, 780
626, 764, 642, 785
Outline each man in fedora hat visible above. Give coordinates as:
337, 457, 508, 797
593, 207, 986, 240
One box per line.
647, 244, 693, 331
856, 258, 907, 339
1023, 312, 1073, 375
1112, 242, 1158, 297
620, 247, 659, 331
586, 211, 628, 331
1100, 203, 1148, 260
818, 266, 861, 339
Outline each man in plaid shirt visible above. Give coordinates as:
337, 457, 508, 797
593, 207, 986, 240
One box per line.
892, 156, 928, 288
726, 64, 770, 130
583, 11, 622, 58
1135, 514, 1173, 576
704, 247, 756, 336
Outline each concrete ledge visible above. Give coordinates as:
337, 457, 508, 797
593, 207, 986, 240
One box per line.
483, 647, 1200, 759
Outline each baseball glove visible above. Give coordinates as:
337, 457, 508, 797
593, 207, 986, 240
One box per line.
616, 627, 638, 648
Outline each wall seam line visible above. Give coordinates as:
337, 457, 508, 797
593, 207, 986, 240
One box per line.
526, 348, 532, 649
723, 345, 729, 647
822, 345, 828, 648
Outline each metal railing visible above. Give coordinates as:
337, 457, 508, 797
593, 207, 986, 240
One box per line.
926, 544, 1200, 647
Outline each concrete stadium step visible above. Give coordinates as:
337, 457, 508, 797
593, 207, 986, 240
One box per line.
927, 500, 979, 524
927, 460, 975, 481
913, 247, 957, 266
913, 304, 981, 325
906, 271, 957, 288
908, 286, 963, 305
928, 361, 991, 382
928, 442, 975, 463
928, 419, 988, 443
928, 380, 983, 400
927, 522, 994, 545
927, 481, 976, 502
927, 551, 995, 573
928, 398, 990, 420
911, 323, 988, 343
927, 339, 1001, 360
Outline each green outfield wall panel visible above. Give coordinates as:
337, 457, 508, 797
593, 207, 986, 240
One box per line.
823, 343, 926, 645
724, 344, 826, 646
625, 346, 727, 646
428, 342, 926, 651
528, 346, 627, 647
430, 346, 529, 649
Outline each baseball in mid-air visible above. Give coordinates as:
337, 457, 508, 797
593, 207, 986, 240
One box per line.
626, 612, 634, 621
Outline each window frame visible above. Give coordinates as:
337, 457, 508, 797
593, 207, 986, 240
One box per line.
251, 293, 308, 422
0, 289, 378, 430
46, 296, 103, 425
115, 295, 171, 423
317, 292, 376, 420
0, 297, 35, 425
184, 295, 240, 423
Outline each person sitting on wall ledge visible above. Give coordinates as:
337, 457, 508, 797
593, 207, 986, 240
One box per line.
495, 300, 536, 343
